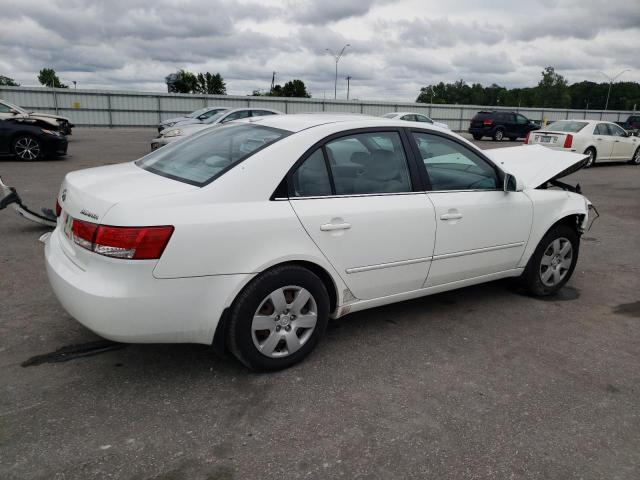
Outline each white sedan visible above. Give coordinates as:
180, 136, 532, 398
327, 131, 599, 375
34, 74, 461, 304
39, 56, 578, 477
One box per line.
383, 111, 450, 130
525, 119, 640, 167
45, 114, 592, 371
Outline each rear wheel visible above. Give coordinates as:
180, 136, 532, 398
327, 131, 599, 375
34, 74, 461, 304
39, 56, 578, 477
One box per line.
12, 135, 43, 161
472, 134, 483, 141
628, 147, 640, 165
493, 128, 505, 141
583, 147, 596, 168
519, 224, 579, 296
227, 265, 330, 371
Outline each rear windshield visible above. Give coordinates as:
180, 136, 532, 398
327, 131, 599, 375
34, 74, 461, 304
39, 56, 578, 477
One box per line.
382, 113, 397, 118
137, 124, 289, 186
546, 121, 588, 132
472, 112, 494, 120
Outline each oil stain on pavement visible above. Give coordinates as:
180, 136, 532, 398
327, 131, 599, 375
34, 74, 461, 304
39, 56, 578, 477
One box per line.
21, 340, 126, 367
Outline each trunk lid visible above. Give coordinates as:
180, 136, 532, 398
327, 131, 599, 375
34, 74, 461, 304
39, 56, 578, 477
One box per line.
485, 144, 587, 189
57, 162, 196, 264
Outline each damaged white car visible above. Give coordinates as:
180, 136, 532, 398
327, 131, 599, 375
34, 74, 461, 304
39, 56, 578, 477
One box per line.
42, 115, 594, 371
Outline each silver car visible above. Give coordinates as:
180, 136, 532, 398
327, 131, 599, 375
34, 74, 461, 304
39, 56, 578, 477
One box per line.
158, 106, 229, 132
151, 108, 282, 150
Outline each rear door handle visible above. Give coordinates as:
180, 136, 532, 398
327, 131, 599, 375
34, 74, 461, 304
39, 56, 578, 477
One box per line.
320, 222, 351, 231
440, 213, 463, 220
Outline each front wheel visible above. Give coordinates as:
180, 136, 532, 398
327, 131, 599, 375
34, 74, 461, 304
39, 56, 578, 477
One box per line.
519, 224, 579, 296
628, 147, 640, 165
226, 265, 330, 371
12, 135, 43, 161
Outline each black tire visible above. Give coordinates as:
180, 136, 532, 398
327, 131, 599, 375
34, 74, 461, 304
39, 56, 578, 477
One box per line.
472, 134, 483, 141
12, 135, 43, 161
226, 265, 330, 371
519, 224, 580, 296
628, 146, 640, 165
493, 128, 505, 141
583, 147, 596, 168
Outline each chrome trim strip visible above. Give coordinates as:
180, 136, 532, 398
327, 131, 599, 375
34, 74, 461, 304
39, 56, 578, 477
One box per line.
432, 242, 525, 261
346, 256, 432, 274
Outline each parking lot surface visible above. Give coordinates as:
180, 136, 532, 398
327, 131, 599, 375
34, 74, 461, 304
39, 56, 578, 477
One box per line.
1, 129, 639, 479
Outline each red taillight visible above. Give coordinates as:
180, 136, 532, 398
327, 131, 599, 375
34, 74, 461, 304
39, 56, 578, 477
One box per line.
563, 134, 573, 149
70, 219, 173, 260
524, 132, 530, 144
55, 199, 62, 217
483, 119, 494, 126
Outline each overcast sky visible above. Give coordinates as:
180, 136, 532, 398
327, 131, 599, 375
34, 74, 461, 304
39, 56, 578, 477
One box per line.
0, 0, 638, 101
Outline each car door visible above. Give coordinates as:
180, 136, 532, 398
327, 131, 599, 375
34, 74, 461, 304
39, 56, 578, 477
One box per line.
288, 129, 436, 300
593, 123, 615, 160
515, 113, 529, 138
607, 123, 637, 160
409, 130, 533, 286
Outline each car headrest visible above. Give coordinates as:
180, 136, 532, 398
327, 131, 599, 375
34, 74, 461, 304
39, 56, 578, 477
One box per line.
368, 150, 400, 181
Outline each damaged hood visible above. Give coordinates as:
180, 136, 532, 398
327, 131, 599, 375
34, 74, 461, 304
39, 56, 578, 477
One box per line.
484, 144, 588, 189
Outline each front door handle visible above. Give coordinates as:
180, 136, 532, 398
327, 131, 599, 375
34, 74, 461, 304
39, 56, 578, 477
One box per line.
320, 222, 352, 231
440, 213, 463, 220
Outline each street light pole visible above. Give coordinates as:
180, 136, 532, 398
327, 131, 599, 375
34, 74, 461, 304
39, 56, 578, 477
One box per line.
325, 44, 350, 99
346, 75, 352, 100
598, 69, 630, 111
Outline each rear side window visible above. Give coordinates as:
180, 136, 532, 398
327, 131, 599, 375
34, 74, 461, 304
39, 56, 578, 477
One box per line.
137, 124, 288, 186
594, 123, 609, 135
291, 149, 332, 197
290, 131, 413, 197
251, 110, 277, 117
416, 115, 433, 123
326, 132, 412, 195
221, 110, 251, 123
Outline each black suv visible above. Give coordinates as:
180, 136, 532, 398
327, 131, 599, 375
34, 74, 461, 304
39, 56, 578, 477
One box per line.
469, 111, 539, 141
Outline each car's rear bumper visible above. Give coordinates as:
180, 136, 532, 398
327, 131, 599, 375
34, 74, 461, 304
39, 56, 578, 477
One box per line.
44, 227, 251, 344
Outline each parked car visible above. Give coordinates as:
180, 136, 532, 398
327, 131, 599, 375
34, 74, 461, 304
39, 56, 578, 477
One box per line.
525, 119, 640, 167
0, 117, 68, 160
46, 114, 593, 371
158, 106, 229, 132
0, 99, 74, 135
382, 112, 450, 129
616, 114, 640, 135
469, 110, 539, 141
151, 108, 282, 150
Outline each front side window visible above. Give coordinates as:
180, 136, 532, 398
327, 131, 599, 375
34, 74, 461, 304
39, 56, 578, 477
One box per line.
401, 114, 417, 121
412, 132, 498, 191
137, 124, 288, 186
516, 114, 529, 125
607, 123, 627, 137
291, 149, 332, 197
325, 132, 412, 195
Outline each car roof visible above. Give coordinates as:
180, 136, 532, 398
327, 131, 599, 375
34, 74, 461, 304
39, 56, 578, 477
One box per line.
392, 112, 428, 116
239, 113, 391, 132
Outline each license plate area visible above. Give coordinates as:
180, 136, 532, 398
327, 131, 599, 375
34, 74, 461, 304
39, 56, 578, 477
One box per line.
539, 135, 552, 143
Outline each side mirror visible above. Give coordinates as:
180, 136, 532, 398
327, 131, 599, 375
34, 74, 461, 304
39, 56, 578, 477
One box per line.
504, 173, 523, 192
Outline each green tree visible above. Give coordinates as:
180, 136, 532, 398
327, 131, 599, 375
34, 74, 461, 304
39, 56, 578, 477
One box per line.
165, 69, 198, 93
195, 72, 226, 95
536, 66, 570, 108
38, 68, 67, 88
281, 79, 311, 98
0, 75, 19, 86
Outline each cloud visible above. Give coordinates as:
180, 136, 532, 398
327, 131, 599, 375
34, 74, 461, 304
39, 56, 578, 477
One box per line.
0, 0, 638, 100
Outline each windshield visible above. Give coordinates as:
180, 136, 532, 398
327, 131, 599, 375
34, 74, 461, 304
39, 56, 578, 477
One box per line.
187, 107, 210, 118
137, 124, 290, 186
203, 111, 229, 124
2, 101, 27, 114
545, 121, 588, 132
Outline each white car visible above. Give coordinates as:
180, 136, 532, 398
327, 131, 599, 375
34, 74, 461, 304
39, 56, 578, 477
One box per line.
383, 111, 450, 130
45, 114, 592, 371
157, 106, 229, 132
151, 108, 282, 150
525, 119, 640, 167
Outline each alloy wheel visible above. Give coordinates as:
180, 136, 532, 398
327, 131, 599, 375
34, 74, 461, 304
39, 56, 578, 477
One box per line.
14, 137, 41, 160
495, 130, 504, 141
632, 148, 640, 165
539, 237, 573, 287
585, 149, 595, 167
251, 286, 318, 358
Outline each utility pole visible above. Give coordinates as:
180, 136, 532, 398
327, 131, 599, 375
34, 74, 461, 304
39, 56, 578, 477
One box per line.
599, 69, 630, 110
270, 71, 276, 95
346, 75, 352, 100
325, 44, 350, 99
